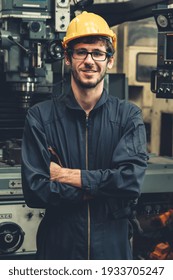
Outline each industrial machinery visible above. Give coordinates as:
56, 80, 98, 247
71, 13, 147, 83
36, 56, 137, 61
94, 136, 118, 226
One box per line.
134, 156, 173, 260
1, 0, 173, 260
0, 0, 71, 259
0, 0, 71, 109
151, 7, 173, 99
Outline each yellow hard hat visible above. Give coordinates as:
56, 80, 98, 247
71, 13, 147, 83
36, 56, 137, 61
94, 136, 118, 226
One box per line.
62, 11, 116, 50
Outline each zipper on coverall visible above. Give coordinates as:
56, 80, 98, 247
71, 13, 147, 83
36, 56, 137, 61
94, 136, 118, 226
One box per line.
86, 113, 91, 260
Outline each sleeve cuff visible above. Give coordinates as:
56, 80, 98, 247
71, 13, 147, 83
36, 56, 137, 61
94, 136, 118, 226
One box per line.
81, 170, 101, 195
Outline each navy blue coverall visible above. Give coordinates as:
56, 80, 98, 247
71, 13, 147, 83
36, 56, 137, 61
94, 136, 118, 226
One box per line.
21, 89, 148, 259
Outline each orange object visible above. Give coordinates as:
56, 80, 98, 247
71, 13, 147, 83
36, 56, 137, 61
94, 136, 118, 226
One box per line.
150, 242, 171, 260
152, 209, 173, 227
158, 209, 173, 226
62, 11, 117, 49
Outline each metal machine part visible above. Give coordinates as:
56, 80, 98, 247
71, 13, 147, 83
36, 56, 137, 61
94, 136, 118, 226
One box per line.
151, 8, 173, 99
0, 222, 24, 254
0, 165, 22, 197
0, 201, 44, 258
133, 156, 173, 260
134, 192, 173, 260
55, 0, 70, 32
0, 157, 44, 259
2, 139, 22, 165
0, 0, 70, 109
141, 156, 173, 193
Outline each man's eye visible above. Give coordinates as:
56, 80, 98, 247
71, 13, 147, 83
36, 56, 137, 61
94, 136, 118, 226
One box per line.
76, 50, 87, 56
93, 51, 104, 57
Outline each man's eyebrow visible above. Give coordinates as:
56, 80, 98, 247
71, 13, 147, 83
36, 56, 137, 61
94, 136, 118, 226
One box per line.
92, 49, 105, 52
75, 48, 104, 52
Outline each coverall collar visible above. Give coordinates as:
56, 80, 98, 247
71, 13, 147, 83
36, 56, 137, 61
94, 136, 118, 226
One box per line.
65, 88, 108, 112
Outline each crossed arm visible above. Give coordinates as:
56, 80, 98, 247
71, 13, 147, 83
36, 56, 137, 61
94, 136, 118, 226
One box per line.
50, 162, 82, 188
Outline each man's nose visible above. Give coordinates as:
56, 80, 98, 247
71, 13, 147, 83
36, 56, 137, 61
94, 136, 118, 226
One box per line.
84, 52, 94, 62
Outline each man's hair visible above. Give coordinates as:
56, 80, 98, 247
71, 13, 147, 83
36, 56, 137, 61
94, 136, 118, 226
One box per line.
66, 36, 115, 59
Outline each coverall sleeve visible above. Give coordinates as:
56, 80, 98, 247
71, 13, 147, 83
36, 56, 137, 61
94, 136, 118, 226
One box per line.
81, 109, 148, 199
21, 108, 83, 208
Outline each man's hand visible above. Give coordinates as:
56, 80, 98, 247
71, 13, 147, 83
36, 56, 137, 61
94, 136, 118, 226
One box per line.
50, 162, 82, 188
50, 162, 62, 181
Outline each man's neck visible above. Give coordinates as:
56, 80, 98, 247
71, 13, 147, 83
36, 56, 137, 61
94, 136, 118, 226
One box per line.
72, 81, 103, 115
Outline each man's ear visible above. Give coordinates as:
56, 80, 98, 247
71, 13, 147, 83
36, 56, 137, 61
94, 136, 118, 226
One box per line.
65, 60, 70, 66
64, 51, 71, 65
107, 56, 114, 70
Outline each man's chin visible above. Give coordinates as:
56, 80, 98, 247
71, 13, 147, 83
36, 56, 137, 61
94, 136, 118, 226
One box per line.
78, 80, 98, 89
81, 83, 96, 89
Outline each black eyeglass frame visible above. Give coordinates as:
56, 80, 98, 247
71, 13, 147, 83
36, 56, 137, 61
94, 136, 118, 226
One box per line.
68, 49, 113, 61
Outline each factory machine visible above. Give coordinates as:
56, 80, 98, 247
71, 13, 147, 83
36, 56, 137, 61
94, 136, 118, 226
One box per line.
0, 0, 71, 259
0, 0, 173, 260
134, 6, 173, 260
133, 156, 173, 260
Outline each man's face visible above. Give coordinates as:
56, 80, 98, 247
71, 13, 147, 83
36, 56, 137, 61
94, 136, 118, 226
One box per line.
66, 40, 114, 89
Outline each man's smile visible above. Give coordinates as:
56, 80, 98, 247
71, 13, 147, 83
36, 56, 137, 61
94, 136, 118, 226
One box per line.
81, 69, 97, 73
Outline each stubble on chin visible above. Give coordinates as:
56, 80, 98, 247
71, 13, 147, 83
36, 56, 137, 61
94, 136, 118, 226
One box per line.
71, 69, 106, 89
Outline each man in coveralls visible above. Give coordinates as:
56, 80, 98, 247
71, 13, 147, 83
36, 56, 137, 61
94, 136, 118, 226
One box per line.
21, 11, 148, 260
